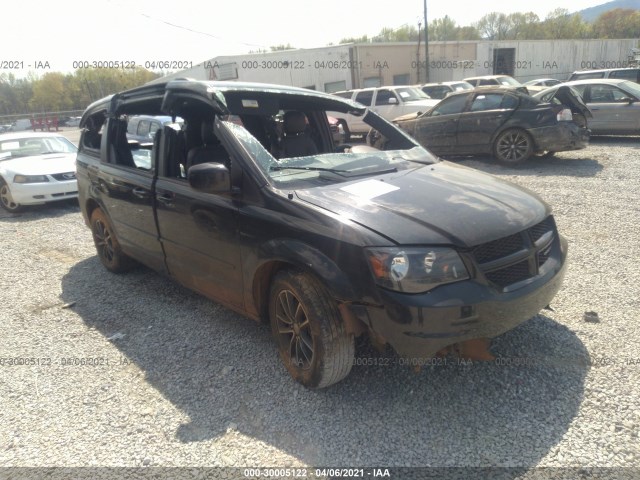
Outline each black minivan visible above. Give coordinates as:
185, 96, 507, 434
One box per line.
76, 79, 568, 388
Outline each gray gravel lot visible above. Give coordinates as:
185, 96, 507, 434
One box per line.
1, 136, 639, 476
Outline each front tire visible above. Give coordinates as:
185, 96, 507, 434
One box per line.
90, 208, 135, 273
494, 129, 533, 165
0, 179, 24, 212
269, 270, 354, 388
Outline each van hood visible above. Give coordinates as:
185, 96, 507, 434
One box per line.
295, 161, 549, 247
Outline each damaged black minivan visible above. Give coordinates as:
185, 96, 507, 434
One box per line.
77, 79, 567, 388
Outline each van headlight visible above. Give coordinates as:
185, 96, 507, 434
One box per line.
366, 247, 469, 293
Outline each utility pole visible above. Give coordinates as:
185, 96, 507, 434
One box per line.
423, 0, 429, 82
417, 22, 422, 83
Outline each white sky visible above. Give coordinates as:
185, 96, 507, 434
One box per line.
1, 0, 608, 76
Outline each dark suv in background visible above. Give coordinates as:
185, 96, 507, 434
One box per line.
76, 79, 568, 388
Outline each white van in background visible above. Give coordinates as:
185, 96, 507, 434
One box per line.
9, 119, 33, 131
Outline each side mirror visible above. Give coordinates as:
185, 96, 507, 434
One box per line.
388, 97, 398, 105
188, 162, 230, 193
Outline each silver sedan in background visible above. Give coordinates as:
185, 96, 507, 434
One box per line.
534, 79, 640, 135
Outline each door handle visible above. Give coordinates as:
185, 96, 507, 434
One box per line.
132, 187, 150, 199
156, 192, 174, 205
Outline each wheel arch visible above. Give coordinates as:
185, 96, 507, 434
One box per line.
83, 198, 102, 226
250, 239, 362, 327
0, 174, 23, 212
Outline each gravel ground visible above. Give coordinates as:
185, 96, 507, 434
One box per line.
0, 137, 639, 477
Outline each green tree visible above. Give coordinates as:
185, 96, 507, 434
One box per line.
542, 8, 590, 39
339, 34, 370, 44
270, 43, 295, 51
456, 26, 481, 40
0, 73, 35, 115
429, 16, 458, 41
30, 73, 69, 112
372, 25, 419, 42
593, 9, 640, 39
475, 12, 510, 40
506, 12, 542, 40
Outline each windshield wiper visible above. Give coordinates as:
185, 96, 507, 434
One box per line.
270, 165, 348, 173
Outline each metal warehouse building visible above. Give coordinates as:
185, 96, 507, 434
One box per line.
153, 39, 639, 92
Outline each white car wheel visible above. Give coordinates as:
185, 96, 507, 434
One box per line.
0, 180, 23, 212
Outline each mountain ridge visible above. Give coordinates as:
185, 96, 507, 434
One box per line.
577, 0, 640, 22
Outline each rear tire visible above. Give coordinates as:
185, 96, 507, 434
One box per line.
269, 270, 354, 388
90, 208, 135, 273
494, 129, 533, 165
0, 179, 24, 213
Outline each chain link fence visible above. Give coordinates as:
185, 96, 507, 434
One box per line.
0, 109, 86, 132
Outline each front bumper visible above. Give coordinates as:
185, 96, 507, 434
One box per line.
10, 180, 78, 205
354, 235, 568, 360
530, 123, 589, 153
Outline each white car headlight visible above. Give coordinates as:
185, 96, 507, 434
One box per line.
13, 174, 49, 183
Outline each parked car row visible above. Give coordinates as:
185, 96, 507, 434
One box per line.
330, 86, 438, 138
62, 116, 82, 128
330, 70, 639, 164
463, 75, 529, 94
419, 81, 473, 99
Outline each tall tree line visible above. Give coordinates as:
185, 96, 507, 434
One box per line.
0, 68, 159, 117
339, 8, 640, 43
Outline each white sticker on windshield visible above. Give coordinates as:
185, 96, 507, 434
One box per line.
242, 99, 259, 108
340, 179, 399, 199
399, 92, 410, 98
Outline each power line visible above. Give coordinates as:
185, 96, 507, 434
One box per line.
105, 0, 272, 50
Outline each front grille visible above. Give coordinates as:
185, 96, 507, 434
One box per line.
484, 260, 531, 288
472, 215, 557, 290
472, 233, 524, 264
538, 243, 552, 268
51, 172, 76, 181
528, 217, 554, 243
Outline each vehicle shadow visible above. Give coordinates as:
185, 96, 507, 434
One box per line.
61, 257, 588, 469
453, 155, 604, 177
589, 135, 640, 148
0, 199, 79, 221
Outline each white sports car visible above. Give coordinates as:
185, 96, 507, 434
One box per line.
0, 132, 78, 212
